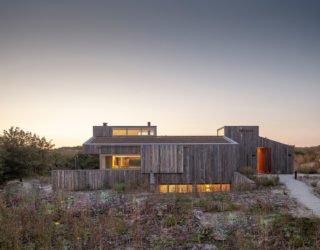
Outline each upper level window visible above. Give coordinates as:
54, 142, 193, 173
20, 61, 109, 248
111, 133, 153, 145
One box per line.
217, 128, 224, 136
127, 129, 141, 136
112, 129, 127, 136
141, 128, 155, 136
112, 127, 156, 136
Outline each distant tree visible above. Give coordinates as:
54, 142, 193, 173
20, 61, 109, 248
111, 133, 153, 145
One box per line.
0, 127, 54, 182
0, 144, 5, 183
78, 154, 99, 169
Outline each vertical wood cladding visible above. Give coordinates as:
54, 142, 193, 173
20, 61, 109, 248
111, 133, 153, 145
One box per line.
223, 126, 259, 171
141, 144, 184, 173
83, 145, 141, 155
152, 144, 239, 184
93, 126, 112, 137
52, 169, 147, 191
259, 137, 294, 174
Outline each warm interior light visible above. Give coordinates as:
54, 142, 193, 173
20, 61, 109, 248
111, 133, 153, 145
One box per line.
112, 128, 156, 136
257, 147, 272, 174
159, 184, 230, 193
112, 129, 127, 136
112, 155, 141, 168
196, 184, 230, 192
159, 184, 193, 193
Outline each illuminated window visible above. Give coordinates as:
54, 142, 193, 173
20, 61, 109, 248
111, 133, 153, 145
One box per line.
127, 129, 141, 136
112, 128, 156, 136
159, 184, 193, 193
196, 184, 230, 192
141, 128, 155, 136
112, 155, 141, 168
112, 129, 127, 136
217, 128, 225, 136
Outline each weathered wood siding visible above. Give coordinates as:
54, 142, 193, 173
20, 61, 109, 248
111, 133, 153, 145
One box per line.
93, 126, 112, 137
232, 172, 256, 189
259, 137, 294, 174
52, 169, 147, 191
83, 145, 141, 155
155, 144, 239, 184
141, 144, 184, 173
224, 126, 259, 171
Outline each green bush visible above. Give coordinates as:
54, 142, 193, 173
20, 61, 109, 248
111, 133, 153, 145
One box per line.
269, 215, 320, 248
113, 183, 126, 192
296, 165, 320, 174
255, 176, 280, 187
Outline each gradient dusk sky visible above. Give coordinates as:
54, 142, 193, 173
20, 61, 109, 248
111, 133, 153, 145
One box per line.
0, 0, 319, 147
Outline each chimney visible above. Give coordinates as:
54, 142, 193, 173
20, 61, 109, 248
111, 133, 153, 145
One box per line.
103, 122, 108, 126
147, 121, 151, 127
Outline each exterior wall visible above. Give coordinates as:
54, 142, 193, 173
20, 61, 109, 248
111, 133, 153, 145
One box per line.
154, 144, 239, 184
141, 144, 184, 173
93, 125, 112, 137
84, 145, 141, 155
223, 126, 259, 171
258, 137, 294, 174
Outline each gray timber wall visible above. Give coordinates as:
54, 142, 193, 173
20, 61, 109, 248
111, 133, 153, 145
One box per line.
83, 145, 141, 155
52, 169, 147, 191
224, 126, 259, 171
259, 137, 294, 174
93, 126, 112, 137
141, 144, 184, 173
154, 144, 239, 184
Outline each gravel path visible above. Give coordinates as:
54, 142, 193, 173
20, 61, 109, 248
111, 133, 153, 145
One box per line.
279, 174, 320, 216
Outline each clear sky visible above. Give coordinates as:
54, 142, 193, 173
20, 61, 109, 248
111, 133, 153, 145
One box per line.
0, 0, 319, 147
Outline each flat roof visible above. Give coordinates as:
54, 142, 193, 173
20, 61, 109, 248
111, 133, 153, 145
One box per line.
86, 136, 235, 145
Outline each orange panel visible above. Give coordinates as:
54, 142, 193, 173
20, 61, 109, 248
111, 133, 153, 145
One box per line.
257, 147, 271, 174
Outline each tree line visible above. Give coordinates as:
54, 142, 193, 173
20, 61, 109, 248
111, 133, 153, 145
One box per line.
0, 127, 98, 184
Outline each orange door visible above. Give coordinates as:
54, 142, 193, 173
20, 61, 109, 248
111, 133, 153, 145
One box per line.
257, 147, 271, 174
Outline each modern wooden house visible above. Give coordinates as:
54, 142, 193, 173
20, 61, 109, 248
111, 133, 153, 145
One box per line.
52, 122, 294, 192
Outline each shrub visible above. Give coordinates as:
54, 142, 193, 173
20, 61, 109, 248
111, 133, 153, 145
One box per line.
113, 183, 126, 192
268, 215, 320, 248
238, 166, 255, 178
254, 176, 279, 187
164, 214, 177, 227
296, 165, 320, 174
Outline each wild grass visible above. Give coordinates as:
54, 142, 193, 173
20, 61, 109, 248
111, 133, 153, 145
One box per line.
1, 189, 320, 249
254, 176, 280, 187
296, 164, 320, 174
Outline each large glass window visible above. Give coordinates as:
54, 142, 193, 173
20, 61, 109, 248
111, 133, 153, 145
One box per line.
112, 129, 127, 136
196, 184, 230, 192
159, 184, 231, 193
127, 129, 141, 136
217, 128, 225, 136
112, 155, 141, 168
159, 184, 193, 193
141, 128, 155, 136
112, 128, 156, 136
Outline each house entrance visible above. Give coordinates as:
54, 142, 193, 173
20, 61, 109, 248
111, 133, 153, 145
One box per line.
257, 147, 271, 174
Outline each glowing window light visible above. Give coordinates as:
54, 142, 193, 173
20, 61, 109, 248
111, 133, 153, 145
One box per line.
112, 129, 127, 136
196, 184, 230, 193
159, 184, 193, 193
159, 184, 230, 193
112, 155, 141, 168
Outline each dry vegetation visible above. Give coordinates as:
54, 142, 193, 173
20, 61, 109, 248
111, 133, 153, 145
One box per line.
295, 146, 320, 174
0, 183, 319, 249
